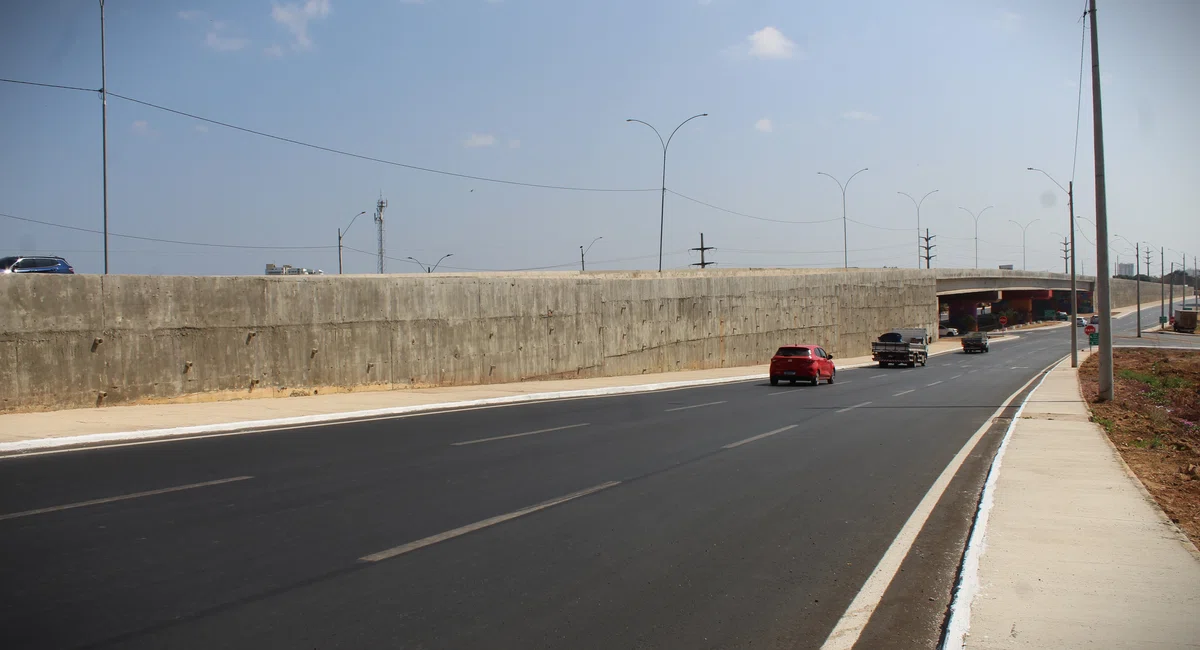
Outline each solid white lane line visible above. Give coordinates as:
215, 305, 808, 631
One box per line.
360, 481, 621, 563
926, 380, 943, 387
722, 425, 799, 449
0, 476, 253, 522
818, 357, 1060, 650
893, 389, 915, 397
665, 400, 727, 412
835, 402, 872, 414
452, 423, 590, 446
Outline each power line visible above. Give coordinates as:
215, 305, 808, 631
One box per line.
0, 77, 98, 93
1071, 2, 1088, 185
666, 189, 840, 225
1, 211, 333, 250
847, 218, 910, 232
105, 92, 657, 194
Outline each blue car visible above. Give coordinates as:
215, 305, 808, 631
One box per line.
0, 256, 75, 274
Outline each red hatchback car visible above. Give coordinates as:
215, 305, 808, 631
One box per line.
769, 345, 836, 386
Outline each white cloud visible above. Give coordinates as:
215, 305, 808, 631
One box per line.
194, 124, 209, 133
842, 110, 880, 122
271, 0, 331, 51
747, 26, 796, 60
178, 10, 204, 21
464, 134, 496, 148
131, 120, 152, 136
507, 138, 521, 149
264, 43, 285, 58
754, 118, 773, 133
205, 31, 249, 52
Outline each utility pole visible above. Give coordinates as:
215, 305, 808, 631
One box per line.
690, 233, 716, 268
899, 190, 938, 269
99, 0, 110, 274
338, 210, 367, 275
1059, 237, 1070, 274
1170, 263, 1176, 316
1089, 0, 1114, 402
1134, 242, 1141, 337
580, 237, 602, 272
920, 228, 936, 269
374, 195, 387, 274
1160, 247, 1165, 324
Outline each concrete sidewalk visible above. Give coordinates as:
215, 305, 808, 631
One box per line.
0, 338, 983, 451
951, 354, 1200, 649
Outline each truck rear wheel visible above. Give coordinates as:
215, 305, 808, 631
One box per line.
908, 360, 916, 368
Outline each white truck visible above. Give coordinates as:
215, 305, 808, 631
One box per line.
871, 328, 930, 368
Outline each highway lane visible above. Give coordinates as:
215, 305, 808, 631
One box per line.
0, 317, 1141, 649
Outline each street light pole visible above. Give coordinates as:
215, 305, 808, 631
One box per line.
337, 211, 367, 275
406, 254, 453, 273
898, 190, 938, 269
818, 168, 869, 269
1114, 235, 1141, 336
626, 114, 708, 272
580, 237, 602, 272
1008, 219, 1040, 271
958, 206, 993, 269
99, 0, 110, 274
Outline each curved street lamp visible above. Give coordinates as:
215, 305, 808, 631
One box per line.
958, 205, 994, 269
818, 168, 869, 269
626, 114, 708, 272
338, 210, 368, 274
407, 254, 453, 273
1008, 218, 1040, 271
898, 189, 939, 269
580, 236, 602, 272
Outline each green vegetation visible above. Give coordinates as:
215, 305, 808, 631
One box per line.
1117, 368, 1193, 404
1131, 435, 1165, 450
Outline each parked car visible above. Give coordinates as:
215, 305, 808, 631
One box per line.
0, 256, 74, 274
1056, 311, 1069, 321
1076, 317, 1087, 327
769, 345, 836, 386
1090, 315, 1100, 325
962, 331, 990, 353
939, 325, 959, 337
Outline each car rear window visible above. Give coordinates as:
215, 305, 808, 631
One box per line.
775, 347, 811, 357
966, 332, 986, 340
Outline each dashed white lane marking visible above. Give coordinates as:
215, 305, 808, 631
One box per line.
926, 380, 943, 387
722, 425, 799, 449
665, 400, 727, 412
452, 423, 591, 446
359, 481, 621, 563
871, 374, 887, 379
950, 374, 963, 380
0, 476, 254, 522
835, 402, 872, 414
893, 390, 915, 397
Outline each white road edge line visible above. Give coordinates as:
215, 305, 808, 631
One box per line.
926, 380, 943, 387
451, 423, 591, 446
0, 476, 253, 522
835, 402, 871, 414
939, 359, 1061, 650
893, 389, 915, 397
818, 357, 1061, 650
359, 481, 621, 563
722, 425, 798, 449
665, 400, 727, 412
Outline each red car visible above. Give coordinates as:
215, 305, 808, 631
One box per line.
769, 345, 836, 386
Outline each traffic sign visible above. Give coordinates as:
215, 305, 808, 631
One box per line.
1089, 333, 1100, 346
1161, 316, 1169, 325
999, 316, 1008, 326
1084, 324, 1097, 335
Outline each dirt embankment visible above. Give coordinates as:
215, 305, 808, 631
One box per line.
1080, 349, 1200, 547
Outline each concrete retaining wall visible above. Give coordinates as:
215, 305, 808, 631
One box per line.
0, 270, 939, 412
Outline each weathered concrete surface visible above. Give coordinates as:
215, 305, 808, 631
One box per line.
0, 269, 939, 412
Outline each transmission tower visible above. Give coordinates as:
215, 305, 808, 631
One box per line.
920, 228, 936, 269
374, 195, 387, 274
1060, 237, 1071, 274
690, 232, 716, 268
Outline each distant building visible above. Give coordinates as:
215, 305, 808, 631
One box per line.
265, 263, 324, 276
999, 264, 1014, 270
1116, 262, 1135, 277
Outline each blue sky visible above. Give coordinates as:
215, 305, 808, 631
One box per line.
1, 0, 1197, 275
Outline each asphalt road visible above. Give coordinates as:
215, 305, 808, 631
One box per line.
0, 304, 1173, 650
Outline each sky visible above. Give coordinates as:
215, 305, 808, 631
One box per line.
1, 0, 1197, 276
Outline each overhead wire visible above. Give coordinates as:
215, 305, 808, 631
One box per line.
666, 189, 840, 225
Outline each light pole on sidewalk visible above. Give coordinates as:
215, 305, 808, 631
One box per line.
1008, 218, 1040, 271
1114, 235, 1140, 337
626, 114, 708, 272
580, 237, 602, 272
958, 205, 993, 269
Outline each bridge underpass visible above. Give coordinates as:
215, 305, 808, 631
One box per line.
939, 288, 1094, 331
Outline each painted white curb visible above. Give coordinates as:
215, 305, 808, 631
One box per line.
940, 357, 1062, 649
